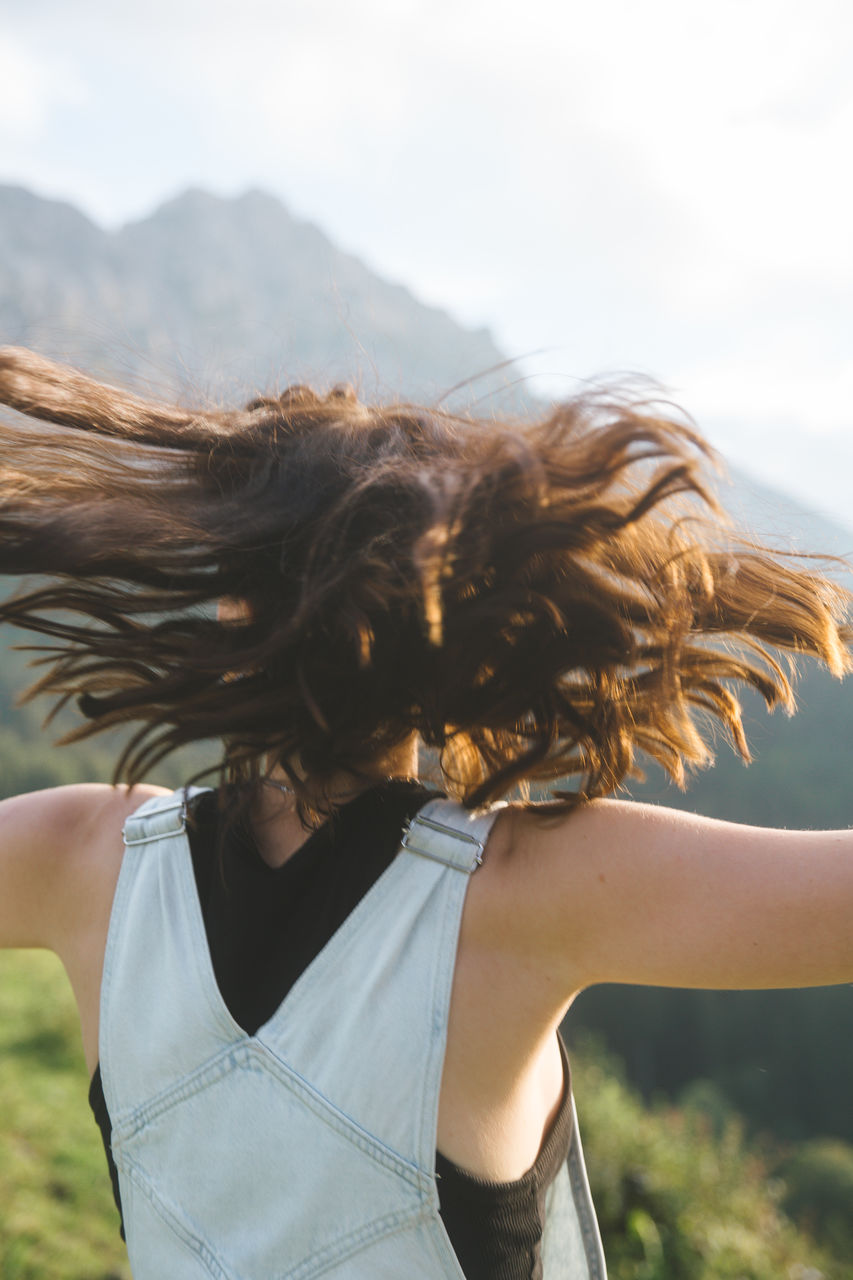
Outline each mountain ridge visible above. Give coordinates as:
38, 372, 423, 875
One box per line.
0, 181, 515, 409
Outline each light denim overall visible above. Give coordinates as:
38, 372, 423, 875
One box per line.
100, 789, 607, 1279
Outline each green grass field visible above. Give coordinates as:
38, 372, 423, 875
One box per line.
0, 951, 130, 1280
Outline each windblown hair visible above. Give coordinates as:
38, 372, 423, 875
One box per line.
0, 346, 850, 819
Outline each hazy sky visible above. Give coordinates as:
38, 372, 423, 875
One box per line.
2, 0, 852, 527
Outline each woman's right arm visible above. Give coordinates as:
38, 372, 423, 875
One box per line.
0, 783, 169, 955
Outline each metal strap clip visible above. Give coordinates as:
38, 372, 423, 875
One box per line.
400, 813, 485, 871
122, 798, 188, 847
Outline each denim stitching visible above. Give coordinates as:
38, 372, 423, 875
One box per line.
120, 1155, 237, 1279
410, 801, 503, 1172
275, 1203, 435, 1280
415, 863, 466, 1176
119, 1146, 432, 1280
112, 1038, 426, 1191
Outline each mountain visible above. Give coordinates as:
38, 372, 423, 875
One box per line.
0, 183, 524, 410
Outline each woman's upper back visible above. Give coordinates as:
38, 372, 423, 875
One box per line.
6, 777, 853, 1093
0, 779, 569, 1184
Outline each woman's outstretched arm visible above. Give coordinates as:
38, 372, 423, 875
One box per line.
0, 784, 169, 954
497, 799, 853, 1006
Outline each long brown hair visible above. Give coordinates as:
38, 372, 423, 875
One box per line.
0, 346, 849, 819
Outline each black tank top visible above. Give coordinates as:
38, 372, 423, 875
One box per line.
88, 780, 573, 1279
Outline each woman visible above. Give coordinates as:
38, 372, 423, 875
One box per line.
0, 345, 851, 1279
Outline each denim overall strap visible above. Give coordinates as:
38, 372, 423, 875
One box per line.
101, 787, 238, 1114
540, 1091, 608, 1279
399, 800, 494, 872
399, 803, 607, 1279
254, 797, 501, 1185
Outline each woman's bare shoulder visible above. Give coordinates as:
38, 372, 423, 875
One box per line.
0, 781, 172, 953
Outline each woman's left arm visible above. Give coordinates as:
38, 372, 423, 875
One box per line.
497, 799, 853, 1002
